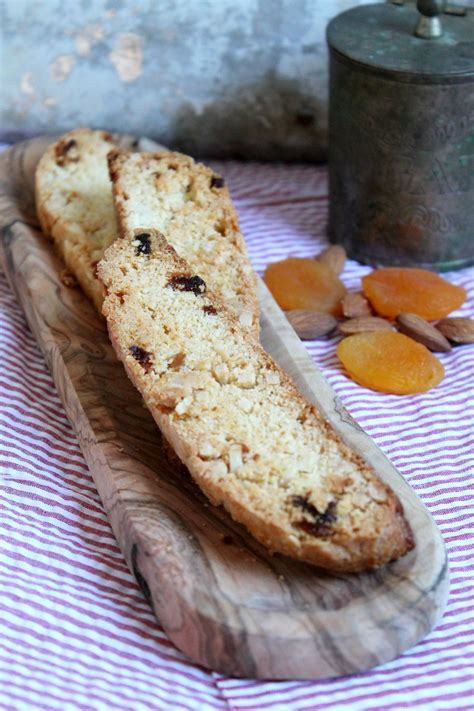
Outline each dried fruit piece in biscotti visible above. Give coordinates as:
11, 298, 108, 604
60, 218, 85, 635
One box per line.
107, 149, 259, 333
97, 228, 414, 573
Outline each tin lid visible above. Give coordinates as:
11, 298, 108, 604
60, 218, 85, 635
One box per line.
327, 2, 474, 81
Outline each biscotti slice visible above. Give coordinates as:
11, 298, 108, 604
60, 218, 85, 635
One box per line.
107, 149, 259, 332
36, 131, 259, 332
97, 229, 414, 573
35, 128, 121, 311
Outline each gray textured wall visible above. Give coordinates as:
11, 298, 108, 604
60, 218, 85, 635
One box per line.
1, 0, 371, 160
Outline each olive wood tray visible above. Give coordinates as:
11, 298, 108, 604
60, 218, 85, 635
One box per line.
0, 136, 449, 679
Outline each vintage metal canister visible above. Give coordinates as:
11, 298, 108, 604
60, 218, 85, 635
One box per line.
327, 1, 474, 271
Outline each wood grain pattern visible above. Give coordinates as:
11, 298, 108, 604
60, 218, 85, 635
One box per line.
0, 137, 449, 679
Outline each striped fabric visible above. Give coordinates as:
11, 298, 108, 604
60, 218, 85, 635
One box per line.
1, 157, 473, 710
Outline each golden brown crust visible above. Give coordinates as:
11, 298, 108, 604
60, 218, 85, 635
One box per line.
98, 227, 414, 573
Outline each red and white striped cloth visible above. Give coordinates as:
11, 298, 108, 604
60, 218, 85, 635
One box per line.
1, 156, 473, 710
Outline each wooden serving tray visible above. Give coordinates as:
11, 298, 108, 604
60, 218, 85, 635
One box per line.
0, 136, 448, 679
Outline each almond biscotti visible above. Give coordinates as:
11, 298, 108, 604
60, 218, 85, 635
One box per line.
36, 128, 120, 311
97, 228, 414, 572
108, 149, 258, 332
35, 130, 259, 331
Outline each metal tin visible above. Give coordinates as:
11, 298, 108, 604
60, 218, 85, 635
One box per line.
327, 2, 474, 271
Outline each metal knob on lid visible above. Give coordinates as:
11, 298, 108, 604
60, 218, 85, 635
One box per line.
326, 1, 474, 271
415, 0, 446, 39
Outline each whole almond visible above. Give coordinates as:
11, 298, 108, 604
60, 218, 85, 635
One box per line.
286, 310, 337, 340
342, 292, 372, 318
315, 245, 346, 275
396, 312, 451, 352
339, 317, 394, 335
436, 317, 474, 344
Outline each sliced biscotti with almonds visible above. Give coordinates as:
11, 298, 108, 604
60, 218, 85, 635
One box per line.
107, 149, 259, 332
35, 128, 121, 311
36, 131, 259, 332
97, 229, 414, 573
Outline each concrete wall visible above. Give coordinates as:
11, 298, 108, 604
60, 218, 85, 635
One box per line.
1, 0, 371, 160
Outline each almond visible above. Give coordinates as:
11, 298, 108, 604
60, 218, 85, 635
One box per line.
339, 317, 394, 335
342, 292, 372, 318
396, 313, 451, 352
436, 317, 474, 345
315, 245, 346, 275
286, 310, 337, 340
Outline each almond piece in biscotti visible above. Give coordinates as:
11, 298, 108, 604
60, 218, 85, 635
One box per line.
98, 224, 414, 573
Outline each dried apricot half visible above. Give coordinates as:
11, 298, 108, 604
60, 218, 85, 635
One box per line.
337, 331, 444, 394
264, 257, 346, 315
362, 268, 466, 320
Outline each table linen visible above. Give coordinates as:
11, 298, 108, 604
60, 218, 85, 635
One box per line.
1, 156, 473, 710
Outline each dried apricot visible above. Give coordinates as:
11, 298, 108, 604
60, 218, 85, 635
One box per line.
264, 257, 346, 315
337, 331, 444, 394
362, 268, 466, 320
